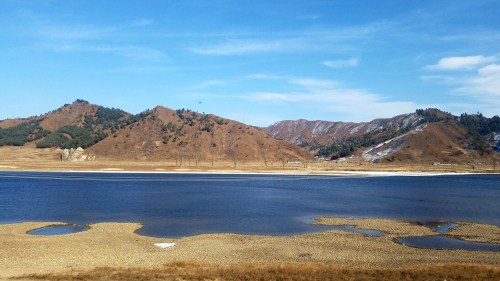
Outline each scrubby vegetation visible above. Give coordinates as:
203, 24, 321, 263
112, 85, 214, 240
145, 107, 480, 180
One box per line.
316, 109, 500, 160
415, 108, 454, 123
17, 262, 500, 281
458, 113, 500, 153
316, 128, 401, 159
415, 109, 500, 153
33, 102, 160, 149
0, 121, 48, 146
95, 106, 127, 129
35, 125, 106, 149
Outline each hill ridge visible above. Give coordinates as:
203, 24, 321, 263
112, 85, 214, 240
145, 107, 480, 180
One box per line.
1, 102, 499, 165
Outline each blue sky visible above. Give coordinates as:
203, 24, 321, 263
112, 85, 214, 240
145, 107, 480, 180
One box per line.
1, 0, 499, 126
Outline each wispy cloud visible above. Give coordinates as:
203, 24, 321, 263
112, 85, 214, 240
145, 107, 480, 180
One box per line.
298, 14, 321, 20
36, 23, 115, 41
242, 76, 421, 120
28, 15, 169, 65
188, 40, 287, 56
246, 73, 285, 80
129, 18, 154, 27
322, 58, 359, 68
456, 64, 500, 97
289, 78, 338, 89
186, 21, 399, 56
189, 80, 227, 90
426, 55, 497, 70
48, 44, 168, 62
423, 55, 500, 116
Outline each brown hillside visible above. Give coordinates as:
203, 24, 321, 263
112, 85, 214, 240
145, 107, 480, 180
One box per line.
0, 118, 27, 129
386, 122, 473, 163
88, 106, 310, 165
39, 101, 97, 131
0, 101, 97, 131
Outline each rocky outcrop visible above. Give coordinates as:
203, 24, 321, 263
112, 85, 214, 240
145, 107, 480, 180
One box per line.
61, 147, 95, 161
492, 132, 500, 152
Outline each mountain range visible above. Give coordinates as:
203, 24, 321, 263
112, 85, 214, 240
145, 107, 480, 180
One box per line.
1, 100, 499, 166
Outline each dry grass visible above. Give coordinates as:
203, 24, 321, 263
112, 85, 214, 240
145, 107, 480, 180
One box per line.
15, 262, 500, 281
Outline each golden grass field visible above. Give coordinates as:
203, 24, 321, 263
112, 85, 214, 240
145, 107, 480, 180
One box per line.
1, 219, 499, 281
13, 263, 500, 281
0, 146, 497, 174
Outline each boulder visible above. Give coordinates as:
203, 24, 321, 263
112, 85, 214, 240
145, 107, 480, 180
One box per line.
61, 147, 96, 161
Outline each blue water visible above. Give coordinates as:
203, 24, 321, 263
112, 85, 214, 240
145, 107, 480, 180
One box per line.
28, 224, 88, 236
0, 172, 499, 238
398, 236, 500, 252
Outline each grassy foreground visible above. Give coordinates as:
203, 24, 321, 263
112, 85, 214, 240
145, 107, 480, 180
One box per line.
15, 262, 500, 281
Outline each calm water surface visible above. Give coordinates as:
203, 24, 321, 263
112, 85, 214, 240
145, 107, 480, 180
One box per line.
0, 172, 499, 238
28, 224, 88, 236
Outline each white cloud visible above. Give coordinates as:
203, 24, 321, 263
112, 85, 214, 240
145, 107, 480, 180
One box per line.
322, 58, 359, 68
426, 55, 497, 71
289, 78, 338, 89
456, 64, 500, 97
188, 40, 285, 55
246, 73, 285, 80
243, 77, 421, 120
423, 57, 500, 116
186, 21, 394, 56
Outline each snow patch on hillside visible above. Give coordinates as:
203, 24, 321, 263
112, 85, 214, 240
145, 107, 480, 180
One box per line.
362, 124, 427, 162
493, 132, 500, 152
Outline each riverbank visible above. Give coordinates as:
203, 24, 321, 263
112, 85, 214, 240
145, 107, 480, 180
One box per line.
1, 218, 499, 280
1, 146, 498, 175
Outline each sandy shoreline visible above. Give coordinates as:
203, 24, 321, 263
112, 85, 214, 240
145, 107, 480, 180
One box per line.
1, 146, 499, 176
1, 218, 499, 280
0, 168, 475, 177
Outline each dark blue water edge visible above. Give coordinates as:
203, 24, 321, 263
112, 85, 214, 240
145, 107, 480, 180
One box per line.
0, 171, 499, 238
28, 224, 88, 236
397, 236, 500, 252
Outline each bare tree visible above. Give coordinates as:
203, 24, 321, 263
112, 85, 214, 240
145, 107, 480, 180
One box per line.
277, 145, 287, 169
176, 141, 188, 167
258, 142, 268, 168
304, 153, 310, 169
193, 141, 201, 167
210, 133, 216, 168
226, 139, 239, 168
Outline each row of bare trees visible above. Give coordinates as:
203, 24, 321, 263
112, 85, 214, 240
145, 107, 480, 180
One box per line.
165, 133, 312, 169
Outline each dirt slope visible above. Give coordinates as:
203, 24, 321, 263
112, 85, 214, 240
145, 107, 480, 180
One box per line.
386, 122, 469, 163
88, 106, 310, 164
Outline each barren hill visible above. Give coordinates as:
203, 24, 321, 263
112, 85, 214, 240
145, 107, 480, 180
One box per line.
0, 100, 130, 147
0, 100, 107, 131
265, 113, 422, 146
88, 106, 309, 165
265, 109, 500, 165
2, 101, 498, 167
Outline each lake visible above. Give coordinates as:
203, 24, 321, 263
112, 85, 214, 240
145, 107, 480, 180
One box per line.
0, 172, 499, 238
